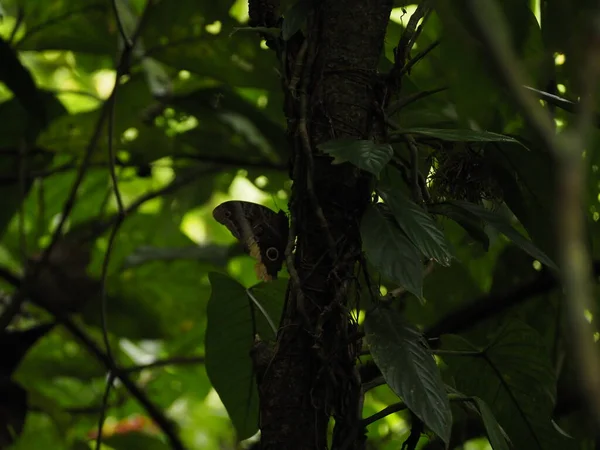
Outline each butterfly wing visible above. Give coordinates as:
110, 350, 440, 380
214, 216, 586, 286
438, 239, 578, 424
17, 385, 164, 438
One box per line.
212, 201, 288, 280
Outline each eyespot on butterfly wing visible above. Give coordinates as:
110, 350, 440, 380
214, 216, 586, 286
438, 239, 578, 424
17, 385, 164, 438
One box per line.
212, 201, 289, 280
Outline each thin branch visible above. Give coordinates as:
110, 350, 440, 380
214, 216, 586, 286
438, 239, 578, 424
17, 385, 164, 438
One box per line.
361, 401, 407, 428
110, 0, 132, 48
123, 356, 205, 373
400, 39, 440, 77
8, 7, 24, 44
96, 2, 154, 447
51, 311, 185, 450
386, 87, 448, 117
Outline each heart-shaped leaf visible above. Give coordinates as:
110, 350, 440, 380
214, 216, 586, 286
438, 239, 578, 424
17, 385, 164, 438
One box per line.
441, 321, 570, 450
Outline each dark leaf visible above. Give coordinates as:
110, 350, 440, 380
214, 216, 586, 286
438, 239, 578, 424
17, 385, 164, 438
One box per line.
0, 36, 45, 127
398, 128, 526, 147
441, 321, 571, 450
380, 189, 454, 265
318, 139, 393, 176
448, 201, 557, 270
428, 202, 490, 251
205, 273, 285, 440
365, 306, 452, 444
361, 204, 423, 298
472, 397, 511, 450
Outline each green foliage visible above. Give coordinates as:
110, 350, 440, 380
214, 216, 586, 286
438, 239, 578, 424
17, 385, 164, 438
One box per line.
361, 204, 424, 298
365, 305, 452, 444
205, 273, 285, 440
442, 321, 572, 450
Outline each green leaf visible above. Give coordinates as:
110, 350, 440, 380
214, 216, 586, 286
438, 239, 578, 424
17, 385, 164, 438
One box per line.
428, 202, 490, 251
205, 273, 258, 440
380, 189, 454, 266
318, 139, 393, 176
441, 321, 571, 450
205, 273, 285, 440
365, 306, 452, 444
472, 397, 511, 450
361, 204, 423, 298
397, 128, 527, 147
448, 200, 557, 270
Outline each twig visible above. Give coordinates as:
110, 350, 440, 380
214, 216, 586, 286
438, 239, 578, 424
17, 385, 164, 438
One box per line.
386, 87, 447, 117
95, 373, 116, 450
95, 2, 154, 447
123, 355, 205, 373
0, 94, 112, 332
389, 1, 431, 84
110, 0, 133, 48
8, 7, 24, 44
360, 401, 407, 427
51, 312, 185, 450
399, 39, 440, 78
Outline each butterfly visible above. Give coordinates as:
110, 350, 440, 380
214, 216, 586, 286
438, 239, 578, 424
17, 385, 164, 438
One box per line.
212, 201, 289, 281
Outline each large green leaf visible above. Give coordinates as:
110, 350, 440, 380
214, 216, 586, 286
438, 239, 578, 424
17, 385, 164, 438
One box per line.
441, 321, 573, 450
361, 204, 423, 298
380, 189, 453, 265
318, 139, 393, 176
448, 200, 557, 270
205, 273, 286, 440
365, 306, 452, 444
205, 273, 259, 440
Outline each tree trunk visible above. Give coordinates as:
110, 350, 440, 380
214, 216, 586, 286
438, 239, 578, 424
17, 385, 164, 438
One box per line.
252, 1, 393, 448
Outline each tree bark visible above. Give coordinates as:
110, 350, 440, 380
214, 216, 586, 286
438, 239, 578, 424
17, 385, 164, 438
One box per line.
253, 1, 393, 448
